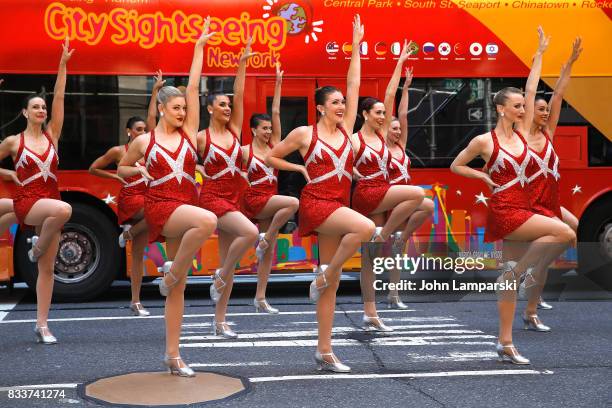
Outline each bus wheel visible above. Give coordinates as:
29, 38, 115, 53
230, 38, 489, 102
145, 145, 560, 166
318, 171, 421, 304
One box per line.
577, 197, 612, 291
16, 203, 120, 302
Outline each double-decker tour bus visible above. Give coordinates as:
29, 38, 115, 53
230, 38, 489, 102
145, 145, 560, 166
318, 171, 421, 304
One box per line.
0, 0, 610, 300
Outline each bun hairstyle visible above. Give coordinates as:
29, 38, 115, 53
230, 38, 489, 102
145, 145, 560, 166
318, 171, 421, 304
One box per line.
23, 93, 46, 109
492, 87, 523, 106
157, 86, 184, 105
359, 97, 382, 118
126, 116, 145, 130
250, 113, 271, 129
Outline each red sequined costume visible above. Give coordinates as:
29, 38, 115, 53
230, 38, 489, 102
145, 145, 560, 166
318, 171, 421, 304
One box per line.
198, 128, 244, 218
527, 130, 562, 219
117, 144, 148, 224
13, 132, 60, 226
484, 129, 538, 242
242, 142, 278, 220
299, 125, 353, 237
388, 144, 411, 185
351, 131, 391, 216
144, 129, 198, 243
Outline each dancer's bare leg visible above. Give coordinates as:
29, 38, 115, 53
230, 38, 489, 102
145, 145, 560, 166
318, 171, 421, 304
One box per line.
24, 199, 72, 258
397, 198, 434, 242
370, 185, 424, 240
314, 207, 375, 356
561, 207, 578, 233
125, 211, 147, 238
34, 226, 60, 328
361, 213, 385, 317
0, 199, 17, 235
161, 205, 217, 358
215, 212, 259, 323
497, 215, 575, 345
255, 195, 299, 244
255, 218, 274, 301
130, 224, 149, 304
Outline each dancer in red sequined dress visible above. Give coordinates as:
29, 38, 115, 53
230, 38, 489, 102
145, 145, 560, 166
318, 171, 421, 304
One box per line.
89, 72, 163, 316
0, 39, 74, 345
267, 16, 375, 373
118, 21, 217, 377
351, 42, 425, 331
451, 28, 575, 365
523, 38, 583, 311
197, 38, 259, 339
241, 63, 300, 315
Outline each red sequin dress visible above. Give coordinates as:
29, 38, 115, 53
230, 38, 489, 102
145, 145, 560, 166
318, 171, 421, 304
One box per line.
198, 128, 244, 218
299, 125, 353, 237
144, 129, 198, 243
351, 131, 391, 216
13, 132, 61, 226
117, 144, 148, 224
388, 144, 411, 185
526, 131, 562, 219
484, 129, 538, 242
243, 142, 278, 220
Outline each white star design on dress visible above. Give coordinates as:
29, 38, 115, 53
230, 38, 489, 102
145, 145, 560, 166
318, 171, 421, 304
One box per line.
571, 185, 582, 195
103, 194, 116, 205
475, 192, 488, 206
456, 190, 462, 196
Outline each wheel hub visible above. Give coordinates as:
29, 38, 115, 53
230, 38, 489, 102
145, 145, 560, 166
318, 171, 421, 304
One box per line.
53, 225, 100, 284
600, 222, 612, 261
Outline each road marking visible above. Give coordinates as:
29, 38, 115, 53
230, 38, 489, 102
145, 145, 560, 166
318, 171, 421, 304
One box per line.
249, 369, 550, 383
406, 351, 498, 362
0, 308, 416, 324
181, 323, 465, 335
0, 293, 24, 322
190, 361, 272, 367
0, 384, 78, 391
181, 335, 496, 348
180, 328, 484, 341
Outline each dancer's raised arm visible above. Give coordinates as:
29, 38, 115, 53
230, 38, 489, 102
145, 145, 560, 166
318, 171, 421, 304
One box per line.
229, 37, 254, 138
271, 62, 283, 146
520, 26, 549, 135
48, 37, 74, 143
342, 14, 364, 133
382, 40, 411, 134
147, 70, 165, 131
397, 67, 413, 149
184, 17, 215, 142
547, 37, 582, 138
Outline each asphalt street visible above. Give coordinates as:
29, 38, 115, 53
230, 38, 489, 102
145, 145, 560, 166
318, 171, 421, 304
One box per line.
0, 278, 611, 408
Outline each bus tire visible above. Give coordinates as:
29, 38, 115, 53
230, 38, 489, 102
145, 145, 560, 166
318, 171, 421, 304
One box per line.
577, 197, 612, 291
15, 202, 120, 302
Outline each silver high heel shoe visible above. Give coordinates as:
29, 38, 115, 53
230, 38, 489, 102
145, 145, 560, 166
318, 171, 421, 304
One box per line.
362, 315, 394, 332
34, 326, 57, 345
209, 268, 226, 304
370, 226, 384, 242
158, 261, 177, 297
309, 265, 329, 303
518, 267, 537, 299
254, 298, 279, 314
387, 294, 409, 309
130, 302, 150, 317
164, 355, 195, 377
315, 351, 351, 373
27, 235, 40, 263
391, 232, 405, 256
495, 343, 530, 365
212, 320, 238, 339
522, 313, 551, 332
118, 224, 132, 248
255, 233, 269, 262
538, 298, 553, 310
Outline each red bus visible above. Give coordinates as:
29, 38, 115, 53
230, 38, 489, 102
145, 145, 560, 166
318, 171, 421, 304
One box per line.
1, 0, 610, 300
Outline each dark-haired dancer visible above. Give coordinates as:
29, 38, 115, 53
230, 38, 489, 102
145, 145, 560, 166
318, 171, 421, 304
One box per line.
89, 72, 165, 316
522, 37, 583, 314
197, 38, 258, 338
267, 15, 374, 372
241, 63, 300, 314
0, 39, 74, 344
119, 20, 217, 377
451, 28, 575, 364
351, 41, 424, 331
385, 67, 435, 309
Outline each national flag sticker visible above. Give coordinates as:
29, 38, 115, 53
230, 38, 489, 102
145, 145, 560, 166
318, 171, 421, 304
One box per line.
470, 42, 483, 56
423, 42, 435, 55
438, 42, 451, 56
486, 43, 499, 56
391, 41, 402, 56
326, 41, 339, 55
